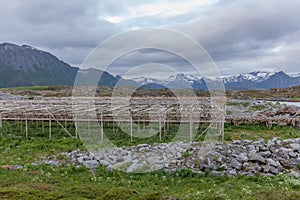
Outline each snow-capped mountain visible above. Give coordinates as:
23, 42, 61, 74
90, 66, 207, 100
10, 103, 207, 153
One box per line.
223, 71, 275, 84
132, 71, 300, 90
288, 72, 300, 78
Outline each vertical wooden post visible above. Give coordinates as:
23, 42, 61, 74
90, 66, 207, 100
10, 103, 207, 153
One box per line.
88, 117, 91, 135
130, 117, 133, 142
0, 113, 2, 138
25, 113, 28, 139
75, 113, 78, 139
164, 119, 166, 137
42, 120, 45, 134
159, 113, 162, 141
189, 112, 192, 142
112, 120, 115, 134
20, 118, 22, 135
100, 112, 103, 141
166, 117, 169, 133
221, 112, 225, 142
49, 116, 52, 139
137, 120, 140, 137
0, 113, 2, 128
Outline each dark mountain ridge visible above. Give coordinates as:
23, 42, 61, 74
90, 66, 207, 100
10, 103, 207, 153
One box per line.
1, 42, 300, 90
0, 42, 130, 88
0, 42, 77, 87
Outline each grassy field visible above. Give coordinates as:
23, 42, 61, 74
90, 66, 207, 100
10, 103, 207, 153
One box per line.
224, 123, 300, 141
1, 120, 300, 145
1, 122, 300, 199
1, 137, 300, 199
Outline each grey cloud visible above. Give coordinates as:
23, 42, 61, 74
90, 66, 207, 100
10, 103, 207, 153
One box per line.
0, 0, 122, 65
167, 0, 300, 74
1, 0, 299, 75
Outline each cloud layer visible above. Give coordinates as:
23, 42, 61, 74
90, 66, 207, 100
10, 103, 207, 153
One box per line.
0, 0, 299, 75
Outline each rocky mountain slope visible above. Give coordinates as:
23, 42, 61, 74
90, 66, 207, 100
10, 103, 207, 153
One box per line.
1, 42, 300, 90
0, 43, 78, 87
0, 42, 129, 88
134, 71, 300, 90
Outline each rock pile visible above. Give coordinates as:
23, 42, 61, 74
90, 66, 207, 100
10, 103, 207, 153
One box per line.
66, 138, 300, 177
0, 91, 23, 100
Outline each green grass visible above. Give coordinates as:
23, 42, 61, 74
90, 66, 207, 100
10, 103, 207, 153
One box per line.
1, 123, 300, 199
249, 104, 266, 111
1, 120, 300, 145
224, 123, 300, 141
0, 120, 211, 146
227, 101, 250, 107
1, 146, 300, 199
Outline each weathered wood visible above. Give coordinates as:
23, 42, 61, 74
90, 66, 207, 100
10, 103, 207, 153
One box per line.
25, 112, 28, 139
47, 110, 73, 138
49, 117, 52, 139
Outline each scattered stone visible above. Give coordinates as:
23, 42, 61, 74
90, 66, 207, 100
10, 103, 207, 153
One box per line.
47, 138, 300, 176
99, 160, 110, 167
248, 150, 266, 164
289, 151, 297, 158
290, 143, 300, 152
226, 169, 238, 176
44, 160, 63, 167
258, 151, 271, 158
82, 160, 100, 170
1, 165, 23, 170
289, 171, 300, 178
239, 153, 249, 163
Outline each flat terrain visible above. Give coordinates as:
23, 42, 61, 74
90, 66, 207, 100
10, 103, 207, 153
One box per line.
0, 122, 300, 199
1, 87, 300, 199
0, 138, 300, 200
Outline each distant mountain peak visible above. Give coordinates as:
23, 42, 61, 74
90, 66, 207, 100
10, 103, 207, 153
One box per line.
0, 42, 78, 87
0, 42, 18, 47
131, 70, 300, 90
0, 42, 20, 51
21, 44, 38, 51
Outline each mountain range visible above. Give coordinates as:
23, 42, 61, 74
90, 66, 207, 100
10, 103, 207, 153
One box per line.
0, 42, 300, 90
133, 71, 300, 90
0, 43, 123, 87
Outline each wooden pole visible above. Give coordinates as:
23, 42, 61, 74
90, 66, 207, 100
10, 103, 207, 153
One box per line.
113, 120, 115, 134
137, 120, 140, 137
46, 110, 73, 138
159, 113, 162, 141
189, 112, 192, 142
20, 118, 22, 135
49, 116, 52, 139
75, 113, 78, 139
42, 120, 45, 134
0, 113, 2, 128
25, 113, 28, 139
130, 117, 133, 142
0, 113, 2, 138
100, 112, 103, 141
88, 117, 91, 135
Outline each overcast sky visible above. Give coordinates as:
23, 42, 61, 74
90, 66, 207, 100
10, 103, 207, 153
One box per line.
1, 0, 300, 76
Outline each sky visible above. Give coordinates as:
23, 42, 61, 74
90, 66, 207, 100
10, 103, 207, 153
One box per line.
0, 0, 300, 77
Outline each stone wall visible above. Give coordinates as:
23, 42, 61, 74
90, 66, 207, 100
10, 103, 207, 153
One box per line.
66, 138, 300, 177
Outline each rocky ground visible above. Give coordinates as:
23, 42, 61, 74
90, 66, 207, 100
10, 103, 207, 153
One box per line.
0, 91, 23, 100
6, 138, 300, 177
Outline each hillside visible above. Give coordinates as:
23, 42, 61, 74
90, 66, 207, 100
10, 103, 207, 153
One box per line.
0, 42, 131, 88
0, 43, 78, 87
1, 42, 300, 91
